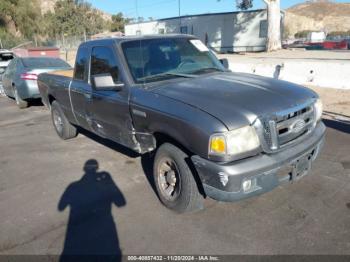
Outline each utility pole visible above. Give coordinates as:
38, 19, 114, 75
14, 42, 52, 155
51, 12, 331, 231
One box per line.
178, 0, 181, 33
0, 39, 3, 49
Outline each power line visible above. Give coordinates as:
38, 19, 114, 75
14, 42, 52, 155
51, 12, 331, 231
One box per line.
121, 0, 177, 14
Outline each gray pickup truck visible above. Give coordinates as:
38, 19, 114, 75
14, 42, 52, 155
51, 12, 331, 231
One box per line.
38, 35, 325, 213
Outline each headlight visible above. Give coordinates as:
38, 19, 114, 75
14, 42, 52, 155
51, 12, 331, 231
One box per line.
209, 126, 260, 157
314, 98, 323, 122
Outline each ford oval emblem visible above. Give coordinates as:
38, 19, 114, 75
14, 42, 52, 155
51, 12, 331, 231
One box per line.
291, 119, 306, 133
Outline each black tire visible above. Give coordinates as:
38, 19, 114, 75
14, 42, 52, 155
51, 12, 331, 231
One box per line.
153, 143, 203, 213
13, 86, 28, 109
51, 100, 77, 140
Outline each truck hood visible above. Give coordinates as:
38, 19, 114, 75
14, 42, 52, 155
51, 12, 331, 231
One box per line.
151, 72, 317, 130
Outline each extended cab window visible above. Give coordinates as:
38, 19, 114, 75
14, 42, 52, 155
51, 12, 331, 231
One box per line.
122, 38, 224, 83
91, 46, 119, 83
74, 47, 89, 81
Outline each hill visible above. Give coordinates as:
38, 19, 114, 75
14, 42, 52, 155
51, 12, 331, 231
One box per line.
284, 2, 350, 37
39, 0, 111, 21
39, 0, 57, 14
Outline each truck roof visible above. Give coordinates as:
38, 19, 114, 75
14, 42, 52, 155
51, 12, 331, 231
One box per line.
80, 34, 194, 48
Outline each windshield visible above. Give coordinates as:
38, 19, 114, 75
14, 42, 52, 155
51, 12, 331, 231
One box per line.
22, 57, 71, 69
122, 38, 225, 83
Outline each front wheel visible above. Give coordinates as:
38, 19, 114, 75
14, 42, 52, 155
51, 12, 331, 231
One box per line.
13, 86, 28, 109
153, 143, 203, 213
51, 101, 77, 140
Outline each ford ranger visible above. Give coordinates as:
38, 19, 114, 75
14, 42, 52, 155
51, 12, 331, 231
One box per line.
38, 35, 325, 213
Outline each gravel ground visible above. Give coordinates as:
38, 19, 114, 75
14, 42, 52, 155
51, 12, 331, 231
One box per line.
218, 49, 350, 64
0, 94, 349, 257
309, 86, 350, 119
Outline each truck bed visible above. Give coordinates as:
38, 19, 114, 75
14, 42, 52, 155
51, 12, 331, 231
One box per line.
37, 69, 73, 108
49, 69, 74, 78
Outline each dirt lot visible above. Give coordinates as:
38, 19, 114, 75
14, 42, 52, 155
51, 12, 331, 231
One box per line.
64, 48, 350, 67
0, 94, 350, 257
309, 86, 350, 119
218, 49, 350, 64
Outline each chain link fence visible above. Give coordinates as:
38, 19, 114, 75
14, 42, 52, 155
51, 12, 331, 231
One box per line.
43, 34, 91, 65
0, 34, 87, 96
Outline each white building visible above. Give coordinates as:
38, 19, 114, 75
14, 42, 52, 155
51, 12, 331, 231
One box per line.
307, 32, 326, 43
125, 9, 282, 53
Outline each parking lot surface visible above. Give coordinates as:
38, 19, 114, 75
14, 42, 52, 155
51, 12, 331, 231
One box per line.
0, 96, 349, 255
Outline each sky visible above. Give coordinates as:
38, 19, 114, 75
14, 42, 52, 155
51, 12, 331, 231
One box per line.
87, 0, 350, 20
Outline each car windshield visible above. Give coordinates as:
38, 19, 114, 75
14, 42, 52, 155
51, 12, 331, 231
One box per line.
122, 38, 225, 83
22, 57, 71, 69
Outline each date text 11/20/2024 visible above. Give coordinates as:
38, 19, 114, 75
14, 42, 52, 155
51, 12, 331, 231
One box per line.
127, 255, 220, 261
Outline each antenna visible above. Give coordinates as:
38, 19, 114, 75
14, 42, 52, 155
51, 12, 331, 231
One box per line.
135, 0, 141, 33
134, 0, 145, 86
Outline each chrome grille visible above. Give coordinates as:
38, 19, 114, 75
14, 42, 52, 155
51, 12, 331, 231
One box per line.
254, 101, 316, 153
262, 120, 272, 147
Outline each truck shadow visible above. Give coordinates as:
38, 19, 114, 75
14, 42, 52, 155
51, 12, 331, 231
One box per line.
77, 128, 139, 158
323, 119, 350, 134
29, 98, 44, 107
77, 128, 158, 194
58, 159, 126, 262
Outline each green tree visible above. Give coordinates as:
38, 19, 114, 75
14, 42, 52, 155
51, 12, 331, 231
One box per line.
111, 12, 130, 33
47, 0, 108, 37
0, 0, 18, 20
0, 0, 40, 47
13, 0, 41, 39
0, 0, 109, 48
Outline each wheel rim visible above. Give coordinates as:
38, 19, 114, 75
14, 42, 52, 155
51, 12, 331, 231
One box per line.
53, 109, 63, 134
157, 157, 181, 201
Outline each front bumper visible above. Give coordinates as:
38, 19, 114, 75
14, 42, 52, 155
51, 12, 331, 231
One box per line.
191, 122, 326, 202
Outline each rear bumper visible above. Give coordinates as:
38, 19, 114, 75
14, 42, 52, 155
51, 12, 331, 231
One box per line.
191, 121, 326, 202
18, 80, 40, 99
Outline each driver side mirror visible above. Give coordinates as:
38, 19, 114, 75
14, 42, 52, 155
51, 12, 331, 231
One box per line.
92, 74, 124, 91
219, 58, 229, 69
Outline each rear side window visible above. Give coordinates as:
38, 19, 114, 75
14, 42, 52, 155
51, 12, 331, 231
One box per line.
0, 52, 14, 61
74, 47, 89, 81
91, 46, 119, 83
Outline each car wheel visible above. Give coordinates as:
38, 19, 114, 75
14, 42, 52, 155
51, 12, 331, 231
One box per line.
13, 86, 28, 109
51, 100, 77, 140
153, 143, 203, 213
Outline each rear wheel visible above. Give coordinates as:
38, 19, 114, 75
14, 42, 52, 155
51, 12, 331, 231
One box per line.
51, 100, 77, 140
153, 143, 203, 213
13, 86, 28, 109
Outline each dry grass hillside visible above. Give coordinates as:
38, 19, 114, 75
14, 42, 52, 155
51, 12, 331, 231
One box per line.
39, 0, 57, 14
284, 2, 350, 37
39, 0, 112, 21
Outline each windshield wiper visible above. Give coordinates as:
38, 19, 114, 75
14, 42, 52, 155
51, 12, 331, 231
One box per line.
138, 72, 196, 82
191, 67, 224, 74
